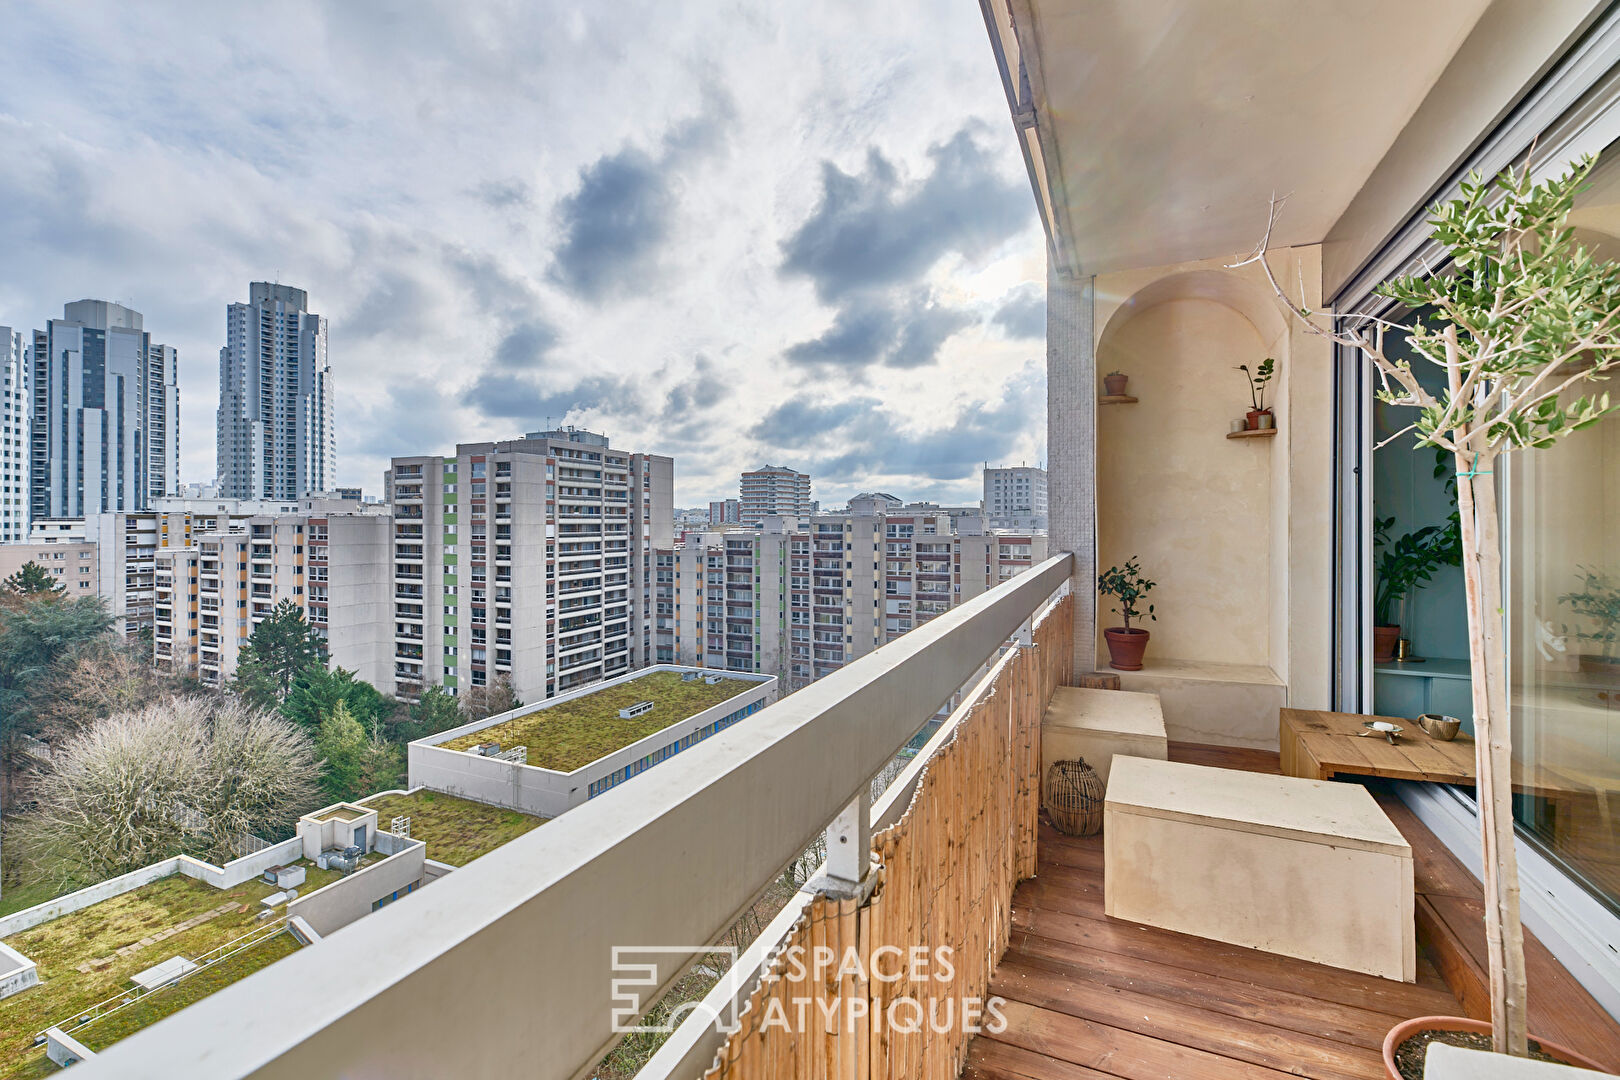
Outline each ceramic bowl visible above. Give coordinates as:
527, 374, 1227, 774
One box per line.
1417, 713, 1462, 741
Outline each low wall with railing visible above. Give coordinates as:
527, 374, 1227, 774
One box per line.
699, 593, 1071, 1079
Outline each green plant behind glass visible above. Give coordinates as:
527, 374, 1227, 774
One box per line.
1373, 446, 1463, 627
1560, 568, 1620, 661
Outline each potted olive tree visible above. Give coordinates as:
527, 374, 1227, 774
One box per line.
1098, 558, 1156, 670
1240, 158, 1620, 1073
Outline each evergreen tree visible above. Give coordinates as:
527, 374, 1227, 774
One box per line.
395, 684, 463, 743
357, 726, 406, 796
314, 701, 367, 803
1, 561, 66, 600
234, 599, 325, 708
0, 596, 115, 749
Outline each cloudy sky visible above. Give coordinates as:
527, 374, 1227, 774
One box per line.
0, 1, 1046, 508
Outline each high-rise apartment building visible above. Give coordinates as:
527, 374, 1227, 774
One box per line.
217, 283, 334, 500
2, 326, 29, 542
738, 465, 812, 526
708, 498, 740, 525
983, 465, 1048, 530
30, 301, 178, 519
30, 495, 377, 640
657, 508, 1045, 692
154, 510, 392, 688
387, 428, 673, 703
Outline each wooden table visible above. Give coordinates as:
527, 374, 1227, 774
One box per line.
1279, 709, 1577, 805
1279, 708, 1481, 785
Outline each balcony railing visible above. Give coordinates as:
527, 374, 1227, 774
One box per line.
80, 554, 1075, 1079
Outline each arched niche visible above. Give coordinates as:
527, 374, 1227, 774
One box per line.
1094, 267, 1289, 673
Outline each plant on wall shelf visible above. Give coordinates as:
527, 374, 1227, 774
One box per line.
1240, 156, 1620, 1061
1560, 568, 1620, 671
1238, 356, 1276, 427
1097, 558, 1156, 671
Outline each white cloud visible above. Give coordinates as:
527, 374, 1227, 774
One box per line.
0, 0, 1043, 506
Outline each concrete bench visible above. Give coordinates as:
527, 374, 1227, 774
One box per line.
1103, 756, 1415, 981
1040, 685, 1167, 787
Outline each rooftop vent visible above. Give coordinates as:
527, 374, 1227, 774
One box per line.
619, 700, 655, 720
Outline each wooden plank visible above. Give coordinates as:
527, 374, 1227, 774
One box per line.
963, 1038, 1118, 1080
1428, 893, 1620, 1071
1416, 894, 1491, 1022
1370, 788, 1481, 900
1008, 933, 1403, 1049
991, 955, 1385, 1080
981, 1000, 1300, 1080
1167, 742, 1282, 774
1012, 901, 1461, 1019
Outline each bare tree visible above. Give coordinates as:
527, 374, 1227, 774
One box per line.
461, 674, 522, 723
1236, 157, 1620, 1054
30, 637, 174, 746
20, 702, 209, 882
196, 699, 322, 863
19, 698, 320, 880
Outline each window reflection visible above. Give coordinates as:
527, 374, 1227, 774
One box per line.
1506, 139, 1620, 913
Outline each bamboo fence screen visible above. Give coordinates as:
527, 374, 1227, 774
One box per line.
705, 591, 1074, 1080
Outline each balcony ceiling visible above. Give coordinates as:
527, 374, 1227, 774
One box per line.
1014, 0, 1492, 275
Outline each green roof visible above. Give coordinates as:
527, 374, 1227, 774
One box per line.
359, 790, 546, 866
439, 670, 760, 772
0, 860, 362, 1075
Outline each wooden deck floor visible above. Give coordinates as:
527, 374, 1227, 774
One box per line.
963, 742, 1620, 1080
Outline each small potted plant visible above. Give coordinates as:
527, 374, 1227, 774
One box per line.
1103, 370, 1129, 396
1238, 356, 1276, 429
1098, 558, 1155, 671
1560, 568, 1620, 677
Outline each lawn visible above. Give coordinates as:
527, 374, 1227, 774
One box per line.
359, 791, 545, 866
0, 862, 341, 1076
439, 671, 759, 771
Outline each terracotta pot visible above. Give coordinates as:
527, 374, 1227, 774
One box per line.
1245, 408, 1272, 430
1103, 627, 1149, 671
1374, 624, 1400, 663
1381, 1015, 1610, 1080
1103, 374, 1129, 396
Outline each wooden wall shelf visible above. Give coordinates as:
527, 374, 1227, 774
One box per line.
1226, 428, 1277, 440
1099, 395, 1138, 404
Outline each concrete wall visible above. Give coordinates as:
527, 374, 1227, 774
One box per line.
46, 1027, 96, 1067
0, 941, 39, 999
0, 838, 303, 938
1091, 247, 1333, 746
409, 666, 776, 817
285, 840, 425, 938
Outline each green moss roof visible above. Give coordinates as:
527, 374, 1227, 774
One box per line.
359, 790, 545, 866
439, 671, 760, 771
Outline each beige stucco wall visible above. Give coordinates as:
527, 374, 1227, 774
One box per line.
1091, 248, 1333, 740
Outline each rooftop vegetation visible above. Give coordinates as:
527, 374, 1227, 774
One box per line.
438, 671, 758, 772
359, 790, 545, 866
0, 860, 353, 1074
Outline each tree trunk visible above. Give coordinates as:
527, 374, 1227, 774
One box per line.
1463, 454, 1528, 1054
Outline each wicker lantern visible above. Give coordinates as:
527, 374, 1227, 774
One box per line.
1044, 758, 1104, 836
